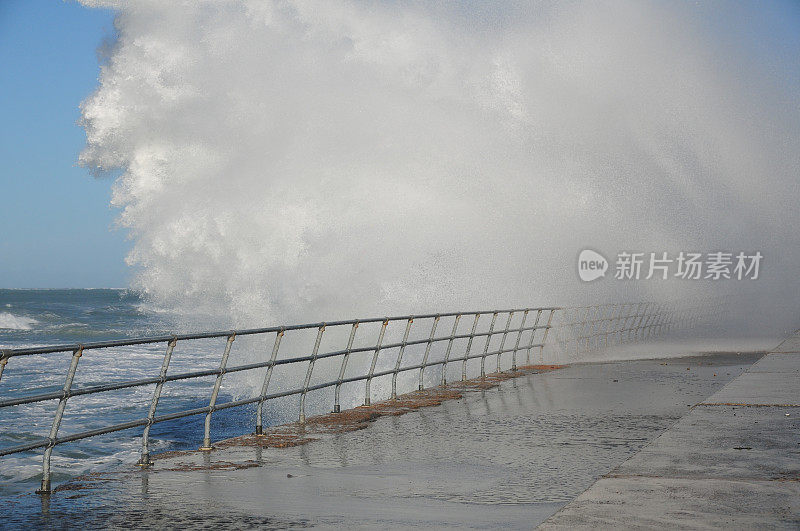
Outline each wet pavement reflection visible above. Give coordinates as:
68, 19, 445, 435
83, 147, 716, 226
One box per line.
6, 352, 761, 529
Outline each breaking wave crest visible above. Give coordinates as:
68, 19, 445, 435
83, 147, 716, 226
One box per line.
0, 312, 38, 331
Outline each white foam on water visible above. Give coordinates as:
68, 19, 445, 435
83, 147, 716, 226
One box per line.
0, 312, 38, 331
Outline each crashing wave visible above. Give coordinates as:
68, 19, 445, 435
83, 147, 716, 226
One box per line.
0, 312, 38, 331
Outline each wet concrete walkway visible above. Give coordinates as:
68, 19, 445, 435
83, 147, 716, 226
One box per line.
7, 349, 769, 529
540, 332, 800, 529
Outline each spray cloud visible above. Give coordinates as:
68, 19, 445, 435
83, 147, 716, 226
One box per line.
78, 1, 800, 337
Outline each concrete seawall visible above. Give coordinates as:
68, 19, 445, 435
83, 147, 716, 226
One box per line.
6, 335, 797, 529
541, 331, 800, 529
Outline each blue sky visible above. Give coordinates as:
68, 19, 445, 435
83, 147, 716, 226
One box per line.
0, 0, 124, 288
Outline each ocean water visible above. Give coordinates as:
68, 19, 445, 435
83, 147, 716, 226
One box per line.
0, 289, 263, 495
0, 289, 162, 346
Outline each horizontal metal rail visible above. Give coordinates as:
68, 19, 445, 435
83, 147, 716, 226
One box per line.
0, 309, 559, 359
0, 324, 551, 410
0, 301, 716, 494
0, 342, 548, 459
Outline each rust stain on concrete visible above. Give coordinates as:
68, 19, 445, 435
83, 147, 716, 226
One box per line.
163, 460, 260, 472
153, 364, 565, 470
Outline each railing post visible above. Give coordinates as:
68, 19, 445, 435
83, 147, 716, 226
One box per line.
440, 314, 461, 385
628, 303, 638, 340
539, 309, 555, 364
37, 346, 82, 494
591, 305, 603, 350
603, 305, 611, 346
496, 312, 514, 373
200, 333, 235, 451
418, 316, 440, 390
665, 304, 673, 333
646, 303, 656, 339
391, 318, 414, 399
138, 338, 176, 467
588, 306, 601, 351
510, 310, 529, 371
613, 304, 623, 345
256, 329, 284, 435
633, 302, 652, 341
618, 303, 630, 343
592, 304, 614, 350
634, 302, 650, 341
659, 307, 667, 336
670, 304, 677, 333
614, 304, 622, 344
554, 307, 568, 349
0, 354, 7, 386
299, 325, 326, 423
670, 304, 676, 333
610, 304, 620, 345
623, 303, 635, 342
526, 309, 542, 364
462, 314, 480, 381
656, 305, 666, 336
575, 307, 588, 356
572, 307, 582, 355
647, 303, 664, 339
574, 306, 591, 356
592, 306, 602, 349
621, 303, 630, 341
645, 303, 656, 339
334, 322, 359, 412
365, 319, 389, 405
480, 312, 498, 378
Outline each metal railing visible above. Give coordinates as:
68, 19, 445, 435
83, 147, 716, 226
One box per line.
551, 300, 719, 355
0, 301, 710, 494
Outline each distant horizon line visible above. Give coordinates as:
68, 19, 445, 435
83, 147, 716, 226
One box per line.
0, 287, 131, 291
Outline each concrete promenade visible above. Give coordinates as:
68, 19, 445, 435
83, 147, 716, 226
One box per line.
5, 335, 797, 529
541, 332, 800, 529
